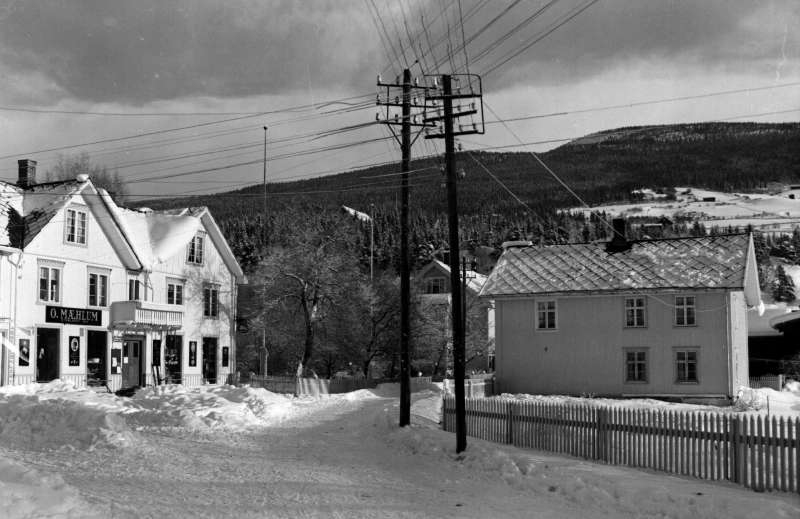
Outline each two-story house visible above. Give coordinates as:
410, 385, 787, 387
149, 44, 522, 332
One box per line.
0, 159, 244, 390
480, 221, 761, 402
416, 259, 494, 373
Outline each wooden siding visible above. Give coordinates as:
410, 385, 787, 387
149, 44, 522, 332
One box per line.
495, 291, 744, 397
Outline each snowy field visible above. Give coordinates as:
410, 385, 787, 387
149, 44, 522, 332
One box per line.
567, 187, 800, 233
1, 381, 798, 518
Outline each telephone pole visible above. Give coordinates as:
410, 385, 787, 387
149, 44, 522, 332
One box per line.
377, 70, 431, 427
424, 73, 484, 453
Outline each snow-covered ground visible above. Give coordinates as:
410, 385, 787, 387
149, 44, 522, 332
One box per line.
1, 381, 798, 518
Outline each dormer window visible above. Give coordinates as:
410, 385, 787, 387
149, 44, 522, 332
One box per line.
187, 234, 204, 265
65, 208, 87, 245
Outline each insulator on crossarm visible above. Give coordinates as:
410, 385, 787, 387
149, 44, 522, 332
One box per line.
377, 74, 382, 83
414, 77, 419, 86
376, 94, 380, 104
375, 112, 380, 121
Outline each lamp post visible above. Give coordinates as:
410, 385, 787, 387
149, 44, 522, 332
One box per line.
262, 126, 268, 246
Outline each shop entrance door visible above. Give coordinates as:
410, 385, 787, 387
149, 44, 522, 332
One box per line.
202, 337, 217, 384
165, 335, 182, 384
122, 339, 142, 387
36, 328, 60, 382
87, 331, 107, 387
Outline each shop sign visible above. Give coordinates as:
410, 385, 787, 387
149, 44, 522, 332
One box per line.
45, 306, 102, 326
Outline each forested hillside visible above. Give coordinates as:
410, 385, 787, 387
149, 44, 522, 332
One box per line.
134, 122, 800, 272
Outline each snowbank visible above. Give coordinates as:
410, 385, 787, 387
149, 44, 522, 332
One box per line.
0, 456, 104, 519
0, 381, 342, 452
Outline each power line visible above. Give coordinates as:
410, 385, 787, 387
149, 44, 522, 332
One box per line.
482, 0, 600, 76
482, 82, 800, 124
0, 93, 373, 117
0, 94, 374, 160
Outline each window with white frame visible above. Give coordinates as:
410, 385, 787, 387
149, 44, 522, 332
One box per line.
675, 349, 698, 383
203, 285, 219, 318
187, 234, 204, 265
167, 280, 184, 305
128, 277, 141, 301
625, 297, 646, 327
88, 272, 108, 307
625, 349, 647, 383
39, 266, 61, 302
65, 208, 87, 245
424, 277, 446, 294
675, 295, 696, 326
536, 300, 557, 330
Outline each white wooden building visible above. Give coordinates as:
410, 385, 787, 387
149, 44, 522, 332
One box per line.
0, 159, 245, 390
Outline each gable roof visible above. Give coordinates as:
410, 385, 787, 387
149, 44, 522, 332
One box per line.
417, 259, 487, 295
481, 234, 759, 303
16, 180, 85, 248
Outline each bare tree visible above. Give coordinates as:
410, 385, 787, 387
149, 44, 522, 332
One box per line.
250, 225, 360, 377
46, 152, 127, 203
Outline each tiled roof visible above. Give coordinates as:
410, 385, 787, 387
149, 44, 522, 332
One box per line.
480, 234, 752, 297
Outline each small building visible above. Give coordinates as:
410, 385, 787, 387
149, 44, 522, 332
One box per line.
415, 259, 494, 374
0, 159, 245, 390
480, 222, 760, 402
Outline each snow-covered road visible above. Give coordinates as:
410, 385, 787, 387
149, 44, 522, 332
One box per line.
1, 383, 799, 518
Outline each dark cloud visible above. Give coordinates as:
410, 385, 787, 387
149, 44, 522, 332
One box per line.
0, 0, 796, 104
0, 0, 381, 103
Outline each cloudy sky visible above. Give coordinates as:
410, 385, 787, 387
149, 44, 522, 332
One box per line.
0, 0, 797, 199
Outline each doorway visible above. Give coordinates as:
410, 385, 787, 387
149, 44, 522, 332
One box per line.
36, 328, 60, 382
122, 339, 142, 387
87, 331, 107, 387
202, 337, 217, 384
165, 335, 182, 384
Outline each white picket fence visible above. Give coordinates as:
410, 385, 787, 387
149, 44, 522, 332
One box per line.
442, 397, 800, 493
749, 375, 786, 391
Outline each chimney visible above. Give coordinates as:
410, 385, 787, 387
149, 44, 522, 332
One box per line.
606, 218, 630, 252
17, 159, 37, 188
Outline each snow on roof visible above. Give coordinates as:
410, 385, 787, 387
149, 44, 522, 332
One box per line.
0, 179, 85, 248
481, 234, 754, 298
427, 259, 487, 294
115, 206, 201, 271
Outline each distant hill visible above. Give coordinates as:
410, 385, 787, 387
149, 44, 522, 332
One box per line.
132, 122, 800, 270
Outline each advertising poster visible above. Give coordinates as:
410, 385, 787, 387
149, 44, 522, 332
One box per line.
69, 336, 80, 366
189, 341, 197, 367
18, 339, 29, 366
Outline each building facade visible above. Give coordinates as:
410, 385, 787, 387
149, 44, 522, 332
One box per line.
0, 159, 244, 390
481, 228, 760, 402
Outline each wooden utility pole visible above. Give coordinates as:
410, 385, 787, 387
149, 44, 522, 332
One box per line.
377, 70, 430, 427
442, 74, 466, 452
399, 69, 412, 426
424, 73, 484, 453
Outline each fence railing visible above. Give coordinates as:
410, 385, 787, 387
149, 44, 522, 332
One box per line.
248, 375, 434, 396
442, 397, 800, 493
749, 375, 786, 391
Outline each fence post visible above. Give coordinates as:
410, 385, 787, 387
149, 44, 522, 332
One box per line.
597, 407, 606, 461
506, 401, 514, 445
732, 415, 741, 484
